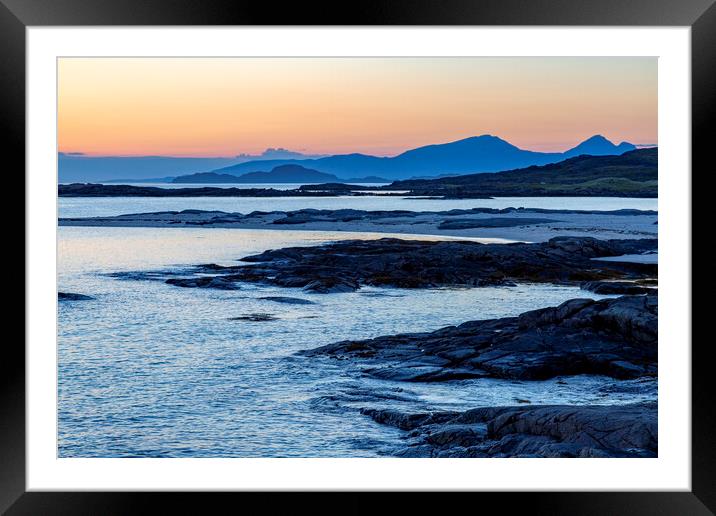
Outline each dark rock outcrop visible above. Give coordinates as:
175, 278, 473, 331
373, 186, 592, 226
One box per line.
58, 292, 95, 301
183, 236, 657, 293
302, 277, 361, 293
437, 217, 559, 229
581, 280, 656, 295
228, 313, 279, 322
165, 276, 240, 290
302, 295, 657, 381
258, 296, 317, 305
271, 208, 414, 225
361, 401, 657, 457
60, 206, 658, 230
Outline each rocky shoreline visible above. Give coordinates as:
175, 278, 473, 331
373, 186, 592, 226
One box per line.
157, 236, 657, 293
361, 401, 657, 457
59, 207, 658, 242
98, 233, 659, 458
305, 294, 658, 457
302, 295, 657, 381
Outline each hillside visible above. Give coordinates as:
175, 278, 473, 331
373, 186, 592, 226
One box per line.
388, 147, 657, 198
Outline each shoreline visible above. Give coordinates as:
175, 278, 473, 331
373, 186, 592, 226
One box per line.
108, 235, 657, 294
59, 207, 659, 458
306, 295, 658, 457
59, 206, 658, 243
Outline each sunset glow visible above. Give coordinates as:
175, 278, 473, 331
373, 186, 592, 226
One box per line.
58, 57, 657, 157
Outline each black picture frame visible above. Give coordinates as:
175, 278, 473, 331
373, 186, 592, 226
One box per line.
5, 0, 712, 513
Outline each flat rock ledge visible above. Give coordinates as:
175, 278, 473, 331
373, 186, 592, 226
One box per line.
301, 295, 657, 381
165, 236, 656, 293
59, 206, 657, 225
361, 401, 657, 458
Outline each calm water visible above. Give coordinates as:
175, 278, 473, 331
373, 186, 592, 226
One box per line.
58, 226, 657, 457
59, 195, 657, 219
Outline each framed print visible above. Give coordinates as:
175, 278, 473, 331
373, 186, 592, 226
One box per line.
6, 0, 713, 513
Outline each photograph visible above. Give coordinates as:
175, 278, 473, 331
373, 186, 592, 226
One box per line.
3, 0, 710, 507
56, 56, 659, 459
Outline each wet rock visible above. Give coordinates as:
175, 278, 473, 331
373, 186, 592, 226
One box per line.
106, 270, 186, 281
111, 236, 657, 293
228, 236, 657, 292
273, 208, 371, 224
365, 364, 486, 382
303, 277, 360, 293
58, 292, 94, 301
438, 217, 559, 230
258, 296, 317, 305
581, 280, 656, 295
166, 276, 241, 290
360, 408, 460, 431
362, 401, 657, 458
303, 295, 657, 381
423, 424, 490, 447
228, 313, 278, 321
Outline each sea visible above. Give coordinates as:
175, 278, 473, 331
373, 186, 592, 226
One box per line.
58, 194, 658, 457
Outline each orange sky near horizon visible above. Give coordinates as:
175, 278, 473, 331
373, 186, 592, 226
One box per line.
58, 57, 657, 158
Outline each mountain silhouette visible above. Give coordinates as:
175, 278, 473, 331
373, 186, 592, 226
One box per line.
58, 155, 239, 183
207, 135, 637, 181
59, 135, 639, 183
563, 135, 636, 158
173, 164, 339, 184
57, 149, 324, 183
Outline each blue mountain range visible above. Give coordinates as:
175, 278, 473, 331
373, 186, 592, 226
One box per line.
57, 148, 326, 183
59, 134, 637, 183
207, 134, 636, 181
562, 135, 637, 158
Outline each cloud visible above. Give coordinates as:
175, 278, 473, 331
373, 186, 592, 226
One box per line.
235, 148, 326, 160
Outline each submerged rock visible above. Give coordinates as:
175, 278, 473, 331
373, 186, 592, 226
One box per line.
105, 270, 186, 281
258, 296, 317, 305
302, 295, 657, 381
228, 313, 278, 322
165, 276, 240, 290
58, 292, 94, 301
302, 277, 360, 293
362, 401, 657, 458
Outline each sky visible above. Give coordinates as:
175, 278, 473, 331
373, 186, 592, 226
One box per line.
58, 57, 657, 158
